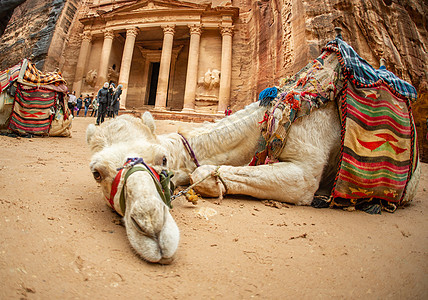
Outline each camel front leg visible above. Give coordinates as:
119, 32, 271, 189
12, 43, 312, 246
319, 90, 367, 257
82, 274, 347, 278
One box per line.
190, 163, 324, 206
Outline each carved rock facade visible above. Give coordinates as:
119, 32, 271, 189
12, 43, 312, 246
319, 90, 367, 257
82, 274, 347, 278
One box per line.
0, 0, 427, 159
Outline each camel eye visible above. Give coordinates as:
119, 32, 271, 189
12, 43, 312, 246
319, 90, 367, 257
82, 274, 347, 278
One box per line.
162, 156, 167, 167
92, 171, 102, 181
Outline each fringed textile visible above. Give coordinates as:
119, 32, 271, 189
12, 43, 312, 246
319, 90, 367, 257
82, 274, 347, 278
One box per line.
250, 50, 339, 166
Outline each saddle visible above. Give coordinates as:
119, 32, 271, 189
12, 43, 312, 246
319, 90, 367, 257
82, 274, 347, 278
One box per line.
252, 37, 418, 212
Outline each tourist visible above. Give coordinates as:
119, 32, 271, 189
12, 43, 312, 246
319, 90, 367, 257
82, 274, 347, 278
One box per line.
90, 96, 98, 118
76, 94, 83, 116
107, 83, 116, 118
83, 94, 91, 117
112, 84, 122, 117
225, 105, 232, 116
67, 91, 76, 118
96, 82, 109, 125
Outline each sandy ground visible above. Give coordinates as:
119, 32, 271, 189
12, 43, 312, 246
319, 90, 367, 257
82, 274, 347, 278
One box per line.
0, 115, 427, 299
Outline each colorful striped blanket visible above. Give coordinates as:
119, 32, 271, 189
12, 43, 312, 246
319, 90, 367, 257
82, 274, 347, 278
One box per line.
325, 39, 418, 209
332, 82, 416, 205
9, 84, 56, 135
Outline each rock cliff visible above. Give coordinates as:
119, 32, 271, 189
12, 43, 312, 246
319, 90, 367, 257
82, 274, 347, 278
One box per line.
231, 0, 426, 98
231, 0, 427, 160
0, 0, 67, 70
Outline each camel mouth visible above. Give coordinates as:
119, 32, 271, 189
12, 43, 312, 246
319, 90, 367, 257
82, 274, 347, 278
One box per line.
126, 222, 179, 264
158, 256, 174, 265
123, 178, 180, 264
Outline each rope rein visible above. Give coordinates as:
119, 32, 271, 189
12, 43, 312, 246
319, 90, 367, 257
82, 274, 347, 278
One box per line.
171, 166, 227, 204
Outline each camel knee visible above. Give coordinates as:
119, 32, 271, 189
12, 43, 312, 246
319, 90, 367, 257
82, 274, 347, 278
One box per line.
190, 165, 222, 197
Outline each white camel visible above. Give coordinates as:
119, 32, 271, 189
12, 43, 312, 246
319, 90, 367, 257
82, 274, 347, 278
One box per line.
86, 116, 179, 264
86, 37, 420, 263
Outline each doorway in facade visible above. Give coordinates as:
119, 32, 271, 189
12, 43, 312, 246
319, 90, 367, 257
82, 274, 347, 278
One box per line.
147, 62, 160, 106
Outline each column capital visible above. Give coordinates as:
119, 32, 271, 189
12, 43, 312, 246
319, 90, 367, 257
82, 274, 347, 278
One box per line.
188, 24, 202, 36
104, 29, 114, 40
161, 25, 176, 35
126, 27, 139, 38
81, 31, 92, 42
219, 25, 234, 36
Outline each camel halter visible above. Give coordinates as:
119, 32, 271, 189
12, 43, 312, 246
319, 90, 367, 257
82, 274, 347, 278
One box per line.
175, 134, 228, 203
107, 158, 174, 216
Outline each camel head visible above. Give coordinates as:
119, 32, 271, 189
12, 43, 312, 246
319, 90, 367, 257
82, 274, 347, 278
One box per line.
86, 114, 179, 264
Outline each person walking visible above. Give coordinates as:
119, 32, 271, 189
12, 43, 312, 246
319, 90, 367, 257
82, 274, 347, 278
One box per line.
90, 96, 98, 117
96, 82, 109, 125
83, 94, 91, 117
112, 84, 122, 118
67, 91, 76, 118
76, 94, 83, 116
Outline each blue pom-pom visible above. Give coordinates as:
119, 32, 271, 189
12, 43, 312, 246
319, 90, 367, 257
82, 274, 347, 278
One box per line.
258, 87, 278, 100
258, 87, 278, 106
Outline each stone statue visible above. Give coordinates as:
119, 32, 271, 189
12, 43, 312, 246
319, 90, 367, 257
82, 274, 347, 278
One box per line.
85, 69, 97, 87
200, 68, 220, 90
108, 65, 119, 83
197, 68, 221, 100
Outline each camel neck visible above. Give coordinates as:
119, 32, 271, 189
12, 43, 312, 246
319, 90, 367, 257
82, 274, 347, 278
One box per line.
185, 102, 266, 168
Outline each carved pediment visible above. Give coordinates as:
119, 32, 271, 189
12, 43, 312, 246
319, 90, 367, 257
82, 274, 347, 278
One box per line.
105, 0, 206, 16
81, 0, 239, 26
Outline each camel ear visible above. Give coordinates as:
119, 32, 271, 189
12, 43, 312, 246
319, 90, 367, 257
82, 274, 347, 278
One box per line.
86, 124, 97, 145
142, 111, 156, 134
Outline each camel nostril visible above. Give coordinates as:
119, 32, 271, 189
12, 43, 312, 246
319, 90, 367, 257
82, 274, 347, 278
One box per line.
130, 215, 154, 238
130, 215, 144, 232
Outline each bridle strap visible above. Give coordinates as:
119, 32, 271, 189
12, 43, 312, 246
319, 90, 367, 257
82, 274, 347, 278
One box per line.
119, 165, 173, 212
107, 168, 124, 208
178, 132, 200, 167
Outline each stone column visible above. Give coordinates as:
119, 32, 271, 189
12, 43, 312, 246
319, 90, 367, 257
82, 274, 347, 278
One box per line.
218, 25, 233, 113
154, 25, 175, 111
96, 29, 114, 88
72, 31, 92, 96
118, 27, 138, 109
182, 24, 202, 112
